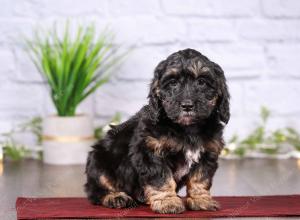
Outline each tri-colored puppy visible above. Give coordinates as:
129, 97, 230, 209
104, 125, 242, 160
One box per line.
85, 48, 230, 214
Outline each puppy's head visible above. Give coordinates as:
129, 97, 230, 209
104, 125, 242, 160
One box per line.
148, 48, 230, 126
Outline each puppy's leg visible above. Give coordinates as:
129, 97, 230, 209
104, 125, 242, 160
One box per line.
86, 173, 135, 209
85, 177, 106, 205
144, 177, 185, 214
85, 151, 135, 208
133, 150, 185, 213
186, 152, 219, 211
86, 174, 135, 208
99, 175, 136, 209
131, 134, 185, 213
85, 151, 108, 205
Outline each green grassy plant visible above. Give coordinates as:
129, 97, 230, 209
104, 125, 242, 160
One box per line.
27, 23, 125, 116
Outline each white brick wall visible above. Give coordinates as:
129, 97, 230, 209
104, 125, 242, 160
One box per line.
1, 0, 300, 140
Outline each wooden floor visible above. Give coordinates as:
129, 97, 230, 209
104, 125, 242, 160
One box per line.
1, 158, 300, 220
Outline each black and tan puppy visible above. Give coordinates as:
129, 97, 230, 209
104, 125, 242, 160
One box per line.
85, 48, 230, 214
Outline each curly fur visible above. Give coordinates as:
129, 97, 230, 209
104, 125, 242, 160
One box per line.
85, 48, 230, 214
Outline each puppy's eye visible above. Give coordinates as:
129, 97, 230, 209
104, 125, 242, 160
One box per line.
197, 78, 206, 86
168, 79, 178, 87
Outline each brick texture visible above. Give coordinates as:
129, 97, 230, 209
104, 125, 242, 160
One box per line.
0, 0, 300, 140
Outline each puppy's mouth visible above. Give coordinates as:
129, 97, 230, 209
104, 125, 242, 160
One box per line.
177, 111, 196, 126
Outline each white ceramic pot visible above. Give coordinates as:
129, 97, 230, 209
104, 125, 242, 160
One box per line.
42, 115, 95, 165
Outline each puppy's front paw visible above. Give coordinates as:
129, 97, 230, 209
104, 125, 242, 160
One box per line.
102, 192, 136, 208
186, 195, 219, 211
151, 196, 185, 214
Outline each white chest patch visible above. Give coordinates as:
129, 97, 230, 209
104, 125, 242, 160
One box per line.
185, 148, 201, 168
173, 148, 202, 182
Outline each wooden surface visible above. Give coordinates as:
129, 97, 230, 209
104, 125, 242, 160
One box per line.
1, 159, 300, 220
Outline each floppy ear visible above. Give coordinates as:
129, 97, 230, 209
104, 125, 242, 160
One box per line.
147, 60, 166, 122
213, 62, 230, 125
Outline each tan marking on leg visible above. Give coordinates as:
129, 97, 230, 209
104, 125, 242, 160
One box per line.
99, 175, 116, 192
145, 136, 182, 156
187, 170, 210, 196
186, 169, 219, 211
144, 178, 185, 214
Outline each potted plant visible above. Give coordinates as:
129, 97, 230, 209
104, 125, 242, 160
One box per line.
26, 23, 123, 164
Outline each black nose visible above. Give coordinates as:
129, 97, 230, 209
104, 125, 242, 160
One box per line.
181, 100, 194, 111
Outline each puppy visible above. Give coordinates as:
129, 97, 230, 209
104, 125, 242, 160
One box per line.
85, 48, 230, 214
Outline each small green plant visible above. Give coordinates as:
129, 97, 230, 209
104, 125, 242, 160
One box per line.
286, 127, 300, 151
19, 117, 43, 145
239, 106, 270, 150
225, 134, 247, 157
26, 22, 125, 116
224, 106, 300, 157
0, 117, 42, 161
2, 139, 30, 161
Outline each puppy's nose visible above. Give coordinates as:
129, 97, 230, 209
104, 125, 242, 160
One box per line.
181, 100, 194, 111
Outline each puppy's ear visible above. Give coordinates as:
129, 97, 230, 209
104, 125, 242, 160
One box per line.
213, 62, 230, 125
147, 60, 166, 122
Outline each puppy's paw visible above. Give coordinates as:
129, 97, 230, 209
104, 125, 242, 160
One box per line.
102, 192, 136, 208
151, 196, 185, 214
186, 195, 219, 211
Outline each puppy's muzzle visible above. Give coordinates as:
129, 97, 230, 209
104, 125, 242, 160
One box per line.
181, 99, 194, 112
